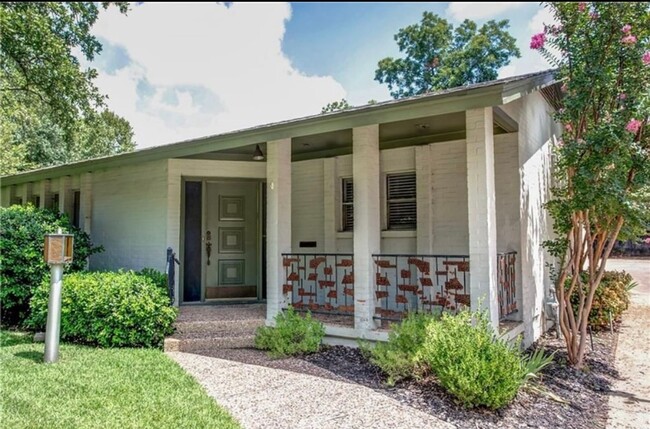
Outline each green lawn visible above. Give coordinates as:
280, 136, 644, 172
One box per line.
0, 331, 240, 429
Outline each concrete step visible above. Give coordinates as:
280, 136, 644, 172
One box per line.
165, 332, 256, 353
174, 318, 264, 336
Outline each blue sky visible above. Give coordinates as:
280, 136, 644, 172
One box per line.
89, 2, 553, 148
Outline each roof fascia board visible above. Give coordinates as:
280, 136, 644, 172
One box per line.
2, 86, 504, 186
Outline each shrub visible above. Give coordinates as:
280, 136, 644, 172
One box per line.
0, 205, 102, 326
570, 270, 633, 330
137, 267, 168, 291
420, 310, 526, 410
254, 306, 325, 358
27, 271, 177, 348
366, 312, 436, 386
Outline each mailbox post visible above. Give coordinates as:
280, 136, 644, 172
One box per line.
43, 228, 74, 363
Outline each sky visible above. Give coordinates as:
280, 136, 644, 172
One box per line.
89, 2, 555, 149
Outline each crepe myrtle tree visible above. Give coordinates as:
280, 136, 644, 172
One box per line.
532, 2, 650, 367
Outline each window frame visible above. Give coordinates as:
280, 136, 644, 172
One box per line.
385, 171, 417, 231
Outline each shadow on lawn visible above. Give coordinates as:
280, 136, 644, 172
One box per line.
14, 351, 44, 363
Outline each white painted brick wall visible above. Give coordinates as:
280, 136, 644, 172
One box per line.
430, 140, 469, 255
292, 159, 325, 251
515, 92, 561, 346
90, 160, 169, 272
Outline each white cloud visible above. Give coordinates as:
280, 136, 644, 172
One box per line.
498, 5, 559, 79
91, 3, 346, 148
446, 2, 524, 21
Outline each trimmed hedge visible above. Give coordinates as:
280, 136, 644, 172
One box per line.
0, 205, 102, 325
27, 271, 177, 348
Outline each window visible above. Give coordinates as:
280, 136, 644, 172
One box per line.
341, 178, 354, 231
386, 172, 416, 230
32, 195, 40, 208
72, 191, 81, 228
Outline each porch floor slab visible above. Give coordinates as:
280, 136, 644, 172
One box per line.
168, 351, 453, 429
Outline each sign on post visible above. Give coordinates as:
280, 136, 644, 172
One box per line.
43, 228, 74, 364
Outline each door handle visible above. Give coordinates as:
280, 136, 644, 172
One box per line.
206, 230, 212, 265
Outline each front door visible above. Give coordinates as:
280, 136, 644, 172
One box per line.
204, 181, 259, 299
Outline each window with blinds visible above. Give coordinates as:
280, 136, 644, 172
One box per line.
387, 172, 416, 230
341, 178, 354, 231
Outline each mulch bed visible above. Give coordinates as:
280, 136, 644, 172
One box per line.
193, 330, 619, 429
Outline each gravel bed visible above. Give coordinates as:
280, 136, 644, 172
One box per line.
191, 330, 618, 429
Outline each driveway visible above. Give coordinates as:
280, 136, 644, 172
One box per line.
606, 258, 650, 429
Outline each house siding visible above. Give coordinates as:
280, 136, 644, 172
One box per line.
90, 160, 169, 272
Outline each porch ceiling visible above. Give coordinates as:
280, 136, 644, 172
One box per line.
180, 111, 509, 162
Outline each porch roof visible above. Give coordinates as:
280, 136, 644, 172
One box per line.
1, 69, 556, 186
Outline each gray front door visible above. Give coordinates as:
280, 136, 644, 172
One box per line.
204, 181, 259, 299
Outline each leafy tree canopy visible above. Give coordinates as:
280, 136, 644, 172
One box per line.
321, 98, 351, 113
375, 12, 520, 99
0, 2, 134, 175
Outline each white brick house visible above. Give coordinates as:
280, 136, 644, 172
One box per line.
0, 70, 562, 346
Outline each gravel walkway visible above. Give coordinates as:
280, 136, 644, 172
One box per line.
606, 259, 650, 429
167, 351, 453, 429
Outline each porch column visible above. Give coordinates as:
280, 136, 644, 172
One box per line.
466, 108, 499, 329
21, 182, 33, 206
353, 124, 380, 331
266, 138, 292, 324
39, 179, 52, 209
58, 176, 73, 217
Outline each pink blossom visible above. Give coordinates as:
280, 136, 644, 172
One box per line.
643, 51, 650, 66
644, 237, 650, 245
590, 12, 599, 20
622, 24, 632, 34
530, 32, 545, 50
565, 123, 573, 132
578, 2, 586, 12
622, 34, 637, 45
626, 119, 642, 134
561, 83, 568, 93
618, 93, 627, 100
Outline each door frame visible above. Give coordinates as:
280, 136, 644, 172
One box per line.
180, 177, 266, 303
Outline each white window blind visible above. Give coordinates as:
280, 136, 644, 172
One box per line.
387, 172, 416, 230
341, 178, 354, 231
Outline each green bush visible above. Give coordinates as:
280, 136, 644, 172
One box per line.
254, 306, 325, 358
420, 310, 526, 409
0, 205, 102, 326
569, 270, 633, 330
367, 312, 436, 385
27, 271, 177, 348
137, 267, 168, 291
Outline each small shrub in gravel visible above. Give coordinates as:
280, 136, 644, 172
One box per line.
27, 271, 177, 348
364, 312, 437, 385
421, 310, 526, 410
255, 306, 325, 358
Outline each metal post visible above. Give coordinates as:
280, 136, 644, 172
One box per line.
44, 263, 64, 363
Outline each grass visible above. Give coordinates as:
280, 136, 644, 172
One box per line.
0, 331, 240, 429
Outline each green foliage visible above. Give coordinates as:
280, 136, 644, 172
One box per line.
0, 205, 102, 326
321, 98, 351, 113
375, 12, 520, 98
0, 2, 134, 174
27, 271, 177, 348
570, 270, 633, 330
535, 1, 650, 367
254, 306, 325, 358
420, 310, 526, 409
367, 312, 436, 385
137, 267, 168, 291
